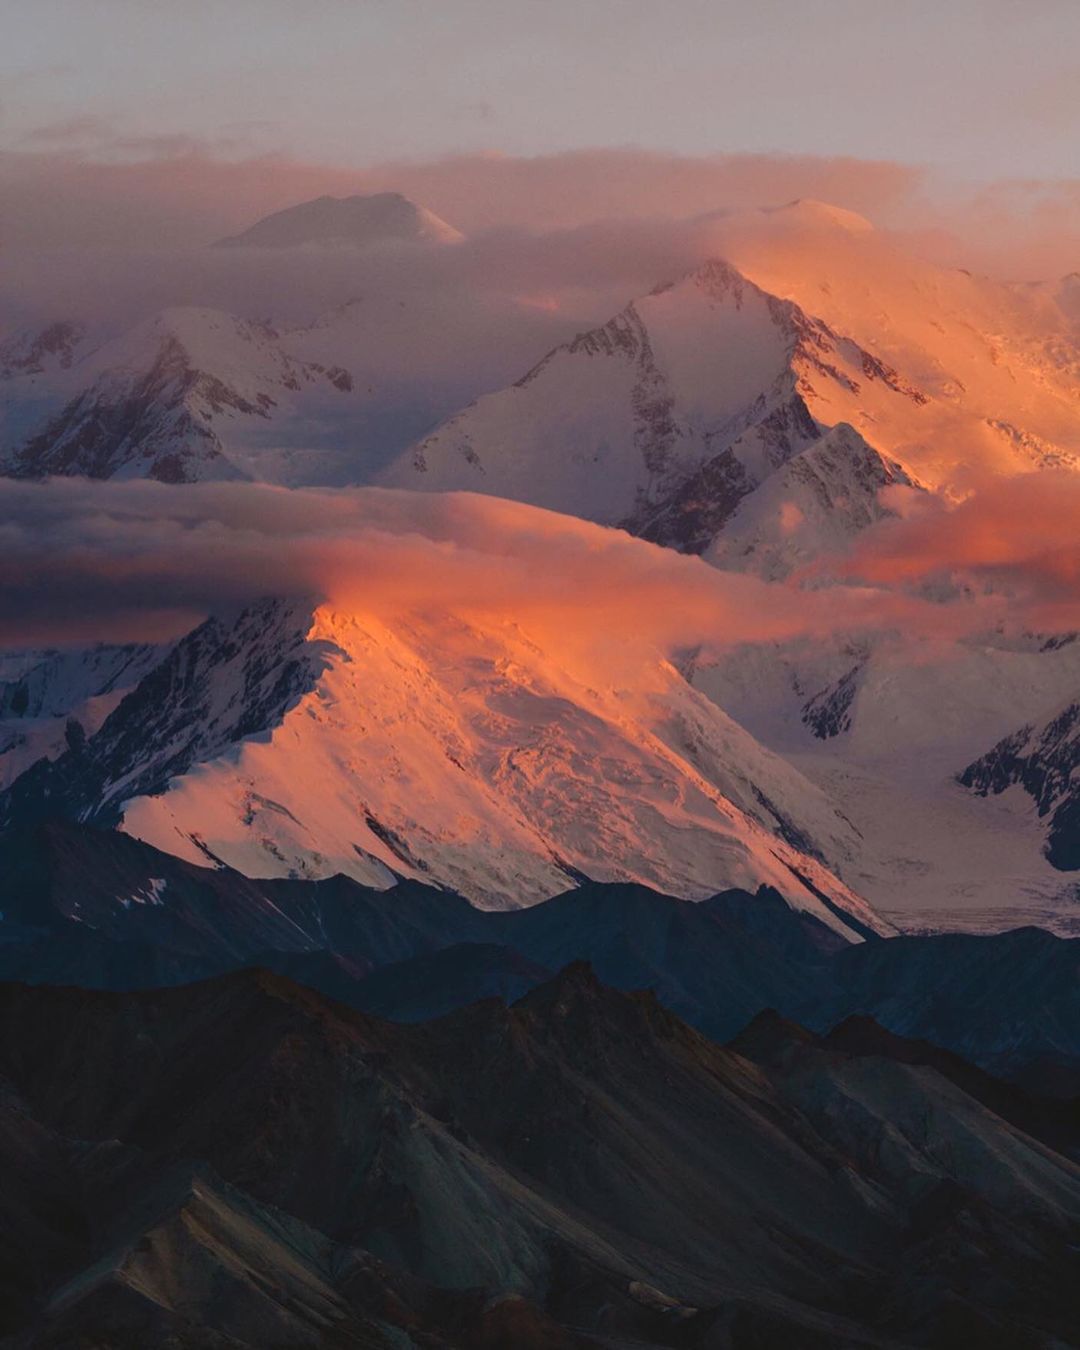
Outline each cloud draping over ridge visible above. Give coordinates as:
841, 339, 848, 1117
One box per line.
0, 478, 1020, 652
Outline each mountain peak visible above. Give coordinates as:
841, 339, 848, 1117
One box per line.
216, 192, 464, 249
763, 198, 876, 234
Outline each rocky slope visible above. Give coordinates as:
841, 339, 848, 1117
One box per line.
3, 965, 1080, 1347
961, 694, 1080, 870
0, 639, 163, 789
702, 423, 914, 580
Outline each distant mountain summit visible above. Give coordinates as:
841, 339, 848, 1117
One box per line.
0, 307, 355, 482
216, 192, 464, 249
760, 196, 876, 233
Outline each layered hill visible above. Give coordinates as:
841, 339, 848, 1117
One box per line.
5, 817, 1080, 1085
4, 964, 1080, 1347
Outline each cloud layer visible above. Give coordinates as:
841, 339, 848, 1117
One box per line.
0, 478, 1013, 653
834, 473, 1080, 632
3, 146, 1078, 278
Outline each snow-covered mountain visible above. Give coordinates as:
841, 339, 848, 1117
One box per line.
216, 192, 464, 249
8, 199, 1077, 512
6, 200, 1080, 940
383, 204, 1080, 569
383, 256, 926, 550
0, 307, 357, 482
701, 423, 915, 580
707, 202, 1080, 483
0, 592, 887, 940
0, 296, 511, 486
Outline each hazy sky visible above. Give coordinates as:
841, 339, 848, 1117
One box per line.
3, 0, 1079, 179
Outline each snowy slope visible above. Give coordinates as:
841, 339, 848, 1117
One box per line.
216, 192, 464, 249
691, 631, 1080, 932
0, 595, 887, 940
0, 308, 357, 482
711, 201, 1080, 486
1, 599, 331, 822
0, 321, 89, 379
703, 423, 915, 580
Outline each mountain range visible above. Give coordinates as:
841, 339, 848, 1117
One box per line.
6, 190, 1080, 1343
6, 817, 1080, 1089
8, 198, 1078, 519
5, 801, 1080, 1345
5, 198, 1080, 931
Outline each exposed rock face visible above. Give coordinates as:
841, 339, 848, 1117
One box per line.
0, 599, 327, 829
802, 665, 862, 740
703, 423, 914, 580
962, 701, 1080, 868
0, 641, 163, 789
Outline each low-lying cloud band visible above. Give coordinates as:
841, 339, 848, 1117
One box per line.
0, 478, 1051, 653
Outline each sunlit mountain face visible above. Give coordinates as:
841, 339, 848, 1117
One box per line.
6, 1, 1080, 1342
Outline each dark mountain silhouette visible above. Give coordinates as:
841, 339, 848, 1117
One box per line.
3, 968, 1080, 1347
